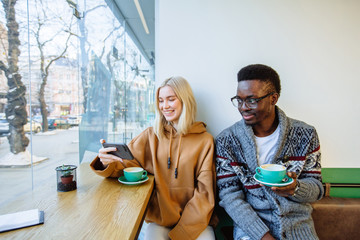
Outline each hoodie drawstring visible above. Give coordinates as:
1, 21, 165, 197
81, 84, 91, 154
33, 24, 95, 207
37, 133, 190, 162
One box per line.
174, 134, 182, 178
168, 129, 173, 169
167, 127, 182, 178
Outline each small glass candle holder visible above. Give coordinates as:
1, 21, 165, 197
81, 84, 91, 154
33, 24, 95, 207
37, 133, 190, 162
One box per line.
55, 165, 77, 192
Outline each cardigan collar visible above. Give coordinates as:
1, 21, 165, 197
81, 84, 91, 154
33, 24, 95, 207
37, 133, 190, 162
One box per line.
236, 106, 290, 171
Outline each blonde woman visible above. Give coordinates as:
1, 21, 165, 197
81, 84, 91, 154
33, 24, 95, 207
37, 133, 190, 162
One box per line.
90, 76, 216, 240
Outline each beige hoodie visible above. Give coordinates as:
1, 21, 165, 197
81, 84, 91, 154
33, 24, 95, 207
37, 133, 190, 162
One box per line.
90, 122, 216, 240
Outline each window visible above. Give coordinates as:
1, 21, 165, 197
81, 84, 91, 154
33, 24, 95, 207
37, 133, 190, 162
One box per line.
0, 0, 154, 206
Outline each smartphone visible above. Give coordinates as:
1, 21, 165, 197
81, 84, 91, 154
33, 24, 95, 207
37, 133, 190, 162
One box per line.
102, 143, 134, 160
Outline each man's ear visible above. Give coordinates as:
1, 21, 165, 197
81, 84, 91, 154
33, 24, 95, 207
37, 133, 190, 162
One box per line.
271, 93, 279, 105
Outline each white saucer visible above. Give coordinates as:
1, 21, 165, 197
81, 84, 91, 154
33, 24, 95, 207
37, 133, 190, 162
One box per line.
253, 174, 294, 187
118, 176, 149, 185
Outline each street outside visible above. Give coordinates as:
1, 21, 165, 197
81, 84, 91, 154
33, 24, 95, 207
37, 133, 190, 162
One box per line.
0, 127, 89, 206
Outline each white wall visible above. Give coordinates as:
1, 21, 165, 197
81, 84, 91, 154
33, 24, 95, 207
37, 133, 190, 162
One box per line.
155, 0, 360, 168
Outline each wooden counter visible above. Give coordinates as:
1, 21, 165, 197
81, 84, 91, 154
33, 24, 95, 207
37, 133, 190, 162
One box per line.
0, 163, 154, 240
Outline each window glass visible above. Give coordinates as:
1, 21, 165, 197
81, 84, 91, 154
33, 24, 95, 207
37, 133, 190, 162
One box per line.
0, 0, 154, 206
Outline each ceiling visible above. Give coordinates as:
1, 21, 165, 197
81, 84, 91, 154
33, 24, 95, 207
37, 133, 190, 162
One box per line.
106, 0, 155, 65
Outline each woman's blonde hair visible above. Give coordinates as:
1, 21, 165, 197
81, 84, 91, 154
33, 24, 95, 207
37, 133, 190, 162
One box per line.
154, 76, 197, 139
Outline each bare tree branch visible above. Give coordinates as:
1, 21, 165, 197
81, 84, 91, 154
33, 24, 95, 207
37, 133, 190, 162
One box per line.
99, 24, 122, 59
44, 29, 72, 75
85, 4, 107, 15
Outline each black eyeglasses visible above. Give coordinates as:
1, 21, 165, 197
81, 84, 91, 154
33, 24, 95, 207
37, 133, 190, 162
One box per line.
231, 92, 274, 109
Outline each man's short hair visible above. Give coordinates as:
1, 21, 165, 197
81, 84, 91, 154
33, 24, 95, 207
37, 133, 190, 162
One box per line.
237, 64, 281, 95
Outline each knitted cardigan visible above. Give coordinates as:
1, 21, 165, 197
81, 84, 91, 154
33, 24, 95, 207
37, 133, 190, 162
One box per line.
215, 107, 323, 240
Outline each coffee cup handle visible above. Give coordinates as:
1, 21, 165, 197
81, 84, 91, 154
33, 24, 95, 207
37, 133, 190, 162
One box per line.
255, 167, 262, 176
142, 170, 147, 179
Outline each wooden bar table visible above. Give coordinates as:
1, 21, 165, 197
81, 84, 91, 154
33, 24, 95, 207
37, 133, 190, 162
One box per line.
0, 163, 154, 240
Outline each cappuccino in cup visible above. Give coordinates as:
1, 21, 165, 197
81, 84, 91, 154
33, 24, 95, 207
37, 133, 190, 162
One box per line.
255, 164, 286, 183
123, 167, 147, 182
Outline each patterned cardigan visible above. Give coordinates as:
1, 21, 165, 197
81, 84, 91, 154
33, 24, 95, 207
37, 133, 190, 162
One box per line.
215, 107, 323, 240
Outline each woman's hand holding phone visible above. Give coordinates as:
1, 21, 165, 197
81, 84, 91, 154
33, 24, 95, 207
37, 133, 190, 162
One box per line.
98, 139, 124, 166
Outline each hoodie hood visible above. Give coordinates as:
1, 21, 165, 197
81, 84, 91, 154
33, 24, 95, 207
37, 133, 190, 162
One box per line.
187, 121, 208, 134
164, 121, 208, 178
164, 121, 207, 135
